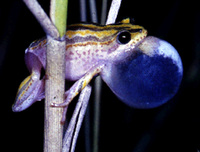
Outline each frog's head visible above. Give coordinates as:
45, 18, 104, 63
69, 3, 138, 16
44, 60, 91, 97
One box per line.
116, 18, 147, 48
104, 18, 147, 61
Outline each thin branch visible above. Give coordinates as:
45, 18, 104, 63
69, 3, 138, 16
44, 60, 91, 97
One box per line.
23, 0, 59, 39
79, 2, 91, 152
93, 76, 102, 152
106, 0, 121, 25
89, 0, 98, 23
89, 1, 100, 152
62, 85, 92, 152
80, 0, 87, 21
100, 0, 108, 24
70, 86, 91, 152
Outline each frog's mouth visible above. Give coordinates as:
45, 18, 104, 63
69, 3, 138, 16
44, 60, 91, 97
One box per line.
125, 35, 147, 54
135, 36, 148, 49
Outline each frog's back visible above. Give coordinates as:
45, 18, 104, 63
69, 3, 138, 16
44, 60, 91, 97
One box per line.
25, 23, 112, 81
25, 20, 146, 81
64, 23, 122, 80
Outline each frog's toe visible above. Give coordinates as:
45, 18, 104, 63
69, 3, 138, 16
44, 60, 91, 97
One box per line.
12, 74, 45, 112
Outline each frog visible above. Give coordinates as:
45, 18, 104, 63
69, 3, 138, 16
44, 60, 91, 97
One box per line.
12, 18, 183, 117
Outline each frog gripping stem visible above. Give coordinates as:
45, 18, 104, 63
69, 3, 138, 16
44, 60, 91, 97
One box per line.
13, 20, 183, 124
12, 19, 183, 152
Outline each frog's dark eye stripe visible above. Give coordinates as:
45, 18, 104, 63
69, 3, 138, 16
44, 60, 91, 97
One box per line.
66, 33, 117, 44
67, 25, 132, 32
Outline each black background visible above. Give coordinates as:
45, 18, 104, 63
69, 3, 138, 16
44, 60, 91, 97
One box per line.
1, 0, 200, 151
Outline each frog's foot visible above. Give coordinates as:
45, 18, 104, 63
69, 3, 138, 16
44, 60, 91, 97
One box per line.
51, 64, 104, 108
12, 72, 45, 112
51, 64, 104, 123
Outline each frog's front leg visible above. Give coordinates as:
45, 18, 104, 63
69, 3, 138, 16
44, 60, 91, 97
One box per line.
12, 69, 45, 112
52, 64, 104, 108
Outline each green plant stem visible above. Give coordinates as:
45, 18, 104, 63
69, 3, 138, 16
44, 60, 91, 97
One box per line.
50, 0, 68, 38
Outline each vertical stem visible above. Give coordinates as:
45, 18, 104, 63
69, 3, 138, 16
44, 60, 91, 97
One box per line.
44, 0, 68, 152
21, 0, 67, 151
93, 1, 121, 152
100, 0, 107, 24
93, 77, 101, 152
44, 37, 65, 152
50, 0, 68, 38
80, 0, 87, 22
89, 1, 100, 152
79, 1, 90, 152
89, 0, 98, 23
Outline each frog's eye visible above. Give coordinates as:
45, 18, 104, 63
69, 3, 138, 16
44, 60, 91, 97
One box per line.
117, 31, 131, 44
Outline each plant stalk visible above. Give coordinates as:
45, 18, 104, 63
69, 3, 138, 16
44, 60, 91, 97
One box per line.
44, 0, 68, 152
44, 37, 65, 152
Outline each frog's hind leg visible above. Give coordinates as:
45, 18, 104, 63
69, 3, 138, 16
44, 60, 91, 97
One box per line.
12, 71, 45, 112
12, 54, 45, 112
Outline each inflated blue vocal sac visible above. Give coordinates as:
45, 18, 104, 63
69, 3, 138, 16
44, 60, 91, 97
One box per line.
102, 36, 183, 109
